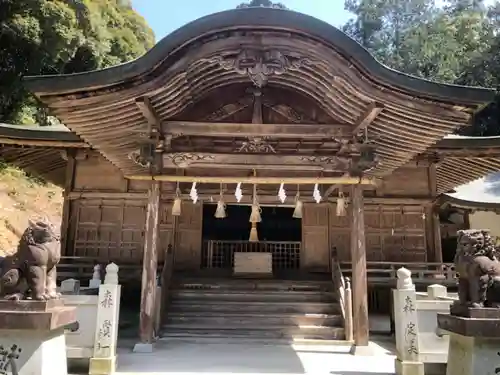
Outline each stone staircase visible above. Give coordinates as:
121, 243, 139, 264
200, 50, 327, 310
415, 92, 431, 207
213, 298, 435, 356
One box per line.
160, 278, 347, 344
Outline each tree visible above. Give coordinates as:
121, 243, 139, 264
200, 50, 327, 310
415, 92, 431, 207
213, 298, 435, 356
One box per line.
0, 0, 155, 125
236, 0, 287, 9
342, 0, 500, 135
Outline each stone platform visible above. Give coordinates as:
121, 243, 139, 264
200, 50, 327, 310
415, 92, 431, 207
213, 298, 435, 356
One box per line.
0, 299, 76, 375
438, 306, 500, 375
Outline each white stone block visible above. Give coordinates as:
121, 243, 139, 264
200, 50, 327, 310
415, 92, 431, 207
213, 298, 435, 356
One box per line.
60, 279, 80, 295
427, 284, 447, 300
234, 252, 272, 275
0, 328, 68, 375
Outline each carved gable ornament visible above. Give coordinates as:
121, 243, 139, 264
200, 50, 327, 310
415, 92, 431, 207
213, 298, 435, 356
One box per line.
208, 49, 314, 87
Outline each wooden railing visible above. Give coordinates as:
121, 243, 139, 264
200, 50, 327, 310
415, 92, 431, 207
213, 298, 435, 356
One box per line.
330, 248, 353, 342
157, 244, 175, 332
56, 256, 162, 282
338, 261, 457, 287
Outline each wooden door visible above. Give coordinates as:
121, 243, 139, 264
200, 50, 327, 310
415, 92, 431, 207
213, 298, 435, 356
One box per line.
175, 203, 203, 270
302, 203, 330, 271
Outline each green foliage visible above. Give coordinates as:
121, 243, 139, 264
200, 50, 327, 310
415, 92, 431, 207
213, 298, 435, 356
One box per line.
0, 0, 155, 125
342, 0, 500, 135
236, 0, 287, 9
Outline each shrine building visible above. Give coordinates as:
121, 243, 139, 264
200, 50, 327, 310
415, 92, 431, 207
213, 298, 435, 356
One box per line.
3, 7, 500, 350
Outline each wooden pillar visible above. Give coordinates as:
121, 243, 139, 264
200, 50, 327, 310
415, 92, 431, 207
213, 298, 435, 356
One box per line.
60, 150, 76, 256
350, 184, 369, 347
138, 181, 160, 346
432, 211, 443, 263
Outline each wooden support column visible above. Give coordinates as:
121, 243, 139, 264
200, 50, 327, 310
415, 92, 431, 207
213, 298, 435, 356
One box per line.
432, 212, 443, 263
60, 150, 76, 256
350, 184, 369, 348
136, 181, 160, 351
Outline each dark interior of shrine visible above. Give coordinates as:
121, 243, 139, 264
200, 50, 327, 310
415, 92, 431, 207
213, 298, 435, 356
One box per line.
202, 204, 301, 242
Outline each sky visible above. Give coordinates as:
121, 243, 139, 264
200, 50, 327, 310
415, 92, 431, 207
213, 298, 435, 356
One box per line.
131, 0, 352, 41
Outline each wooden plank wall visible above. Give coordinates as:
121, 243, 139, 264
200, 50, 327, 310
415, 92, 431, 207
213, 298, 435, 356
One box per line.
67, 151, 176, 262
66, 152, 434, 265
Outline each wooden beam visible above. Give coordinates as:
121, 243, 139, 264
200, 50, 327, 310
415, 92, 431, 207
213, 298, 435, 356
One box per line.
161, 121, 351, 138
138, 181, 160, 346
432, 212, 443, 263
126, 175, 378, 185
352, 102, 384, 135
350, 184, 369, 347
135, 96, 160, 130
161, 152, 376, 172
0, 138, 88, 148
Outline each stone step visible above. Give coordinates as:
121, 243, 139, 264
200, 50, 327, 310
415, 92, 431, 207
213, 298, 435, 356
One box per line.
165, 312, 343, 327
169, 289, 337, 303
168, 301, 341, 314
174, 279, 332, 292
160, 326, 345, 340
158, 335, 352, 347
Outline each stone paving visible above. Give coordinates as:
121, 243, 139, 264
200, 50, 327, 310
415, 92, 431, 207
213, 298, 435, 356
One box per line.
109, 339, 396, 375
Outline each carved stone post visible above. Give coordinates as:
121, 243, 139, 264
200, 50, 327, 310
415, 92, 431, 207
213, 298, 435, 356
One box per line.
393, 267, 424, 375
89, 263, 121, 375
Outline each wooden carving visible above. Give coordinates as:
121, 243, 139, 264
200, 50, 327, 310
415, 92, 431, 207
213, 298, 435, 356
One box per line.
165, 153, 215, 168
209, 49, 314, 87
238, 137, 276, 153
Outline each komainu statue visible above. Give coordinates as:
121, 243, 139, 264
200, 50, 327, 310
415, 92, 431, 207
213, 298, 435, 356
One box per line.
0, 218, 61, 301
454, 229, 500, 308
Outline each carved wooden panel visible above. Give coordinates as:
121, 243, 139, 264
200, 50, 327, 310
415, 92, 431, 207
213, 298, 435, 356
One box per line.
175, 202, 203, 270
302, 203, 330, 271
73, 199, 145, 261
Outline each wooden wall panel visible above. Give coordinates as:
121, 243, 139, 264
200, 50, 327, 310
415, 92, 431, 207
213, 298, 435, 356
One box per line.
381, 166, 430, 196
329, 203, 351, 261
327, 203, 427, 262
73, 154, 127, 191
175, 203, 203, 270
72, 199, 146, 261
158, 201, 175, 263
302, 204, 330, 271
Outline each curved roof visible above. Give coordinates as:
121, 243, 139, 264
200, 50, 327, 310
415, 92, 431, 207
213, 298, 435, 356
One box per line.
22, 7, 495, 178
25, 8, 493, 105
0, 124, 87, 186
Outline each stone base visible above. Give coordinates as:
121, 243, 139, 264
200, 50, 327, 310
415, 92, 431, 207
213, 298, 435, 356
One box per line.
450, 303, 500, 319
394, 358, 425, 375
0, 327, 68, 375
438, 312, 500, 338
89, 356, 116, 375
438, 312, 500, 375
0, 300, 76, 331
349, 344, 375, 356
445, 332, 500, 375
133, 342, 154, 353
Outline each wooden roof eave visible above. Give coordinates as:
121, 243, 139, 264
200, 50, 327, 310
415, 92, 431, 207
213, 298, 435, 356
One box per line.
439, 195, 500, 213
0, 123, 88, 148
23, 8, 495, 108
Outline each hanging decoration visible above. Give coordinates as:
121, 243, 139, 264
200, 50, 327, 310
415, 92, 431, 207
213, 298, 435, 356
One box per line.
249, 183, 262, 242
336, 189, 347, 216
293, 184, 303, 219
215, 183, 227, 219
172, 182, 182, 216
313, 183, 322, 203
189, 182, 198, 204
278, 183, 287, 203
235, 182, 243, 203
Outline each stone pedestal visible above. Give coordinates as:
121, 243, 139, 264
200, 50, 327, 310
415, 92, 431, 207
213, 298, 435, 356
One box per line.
438, 306, 500, 375
0, 300, 76, 375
